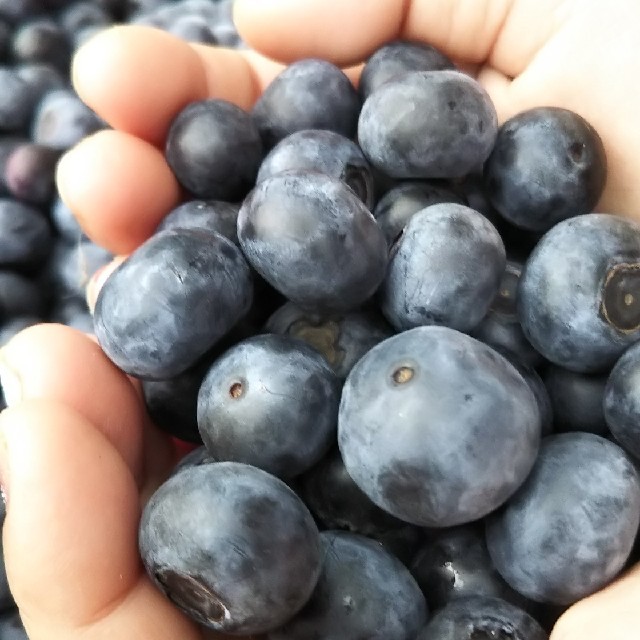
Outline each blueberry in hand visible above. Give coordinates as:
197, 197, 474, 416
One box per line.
518, 213, 640, 372
359, 40, 455, 99
237, 171, 387, 314
165, 99, 263, 201
252, 59, 361, 149
380, 203, 506, 333
358, 70, 498, 179
486, 433, 640, 605
484, 107, 607, 232
265, 301, 393, 379
338, 326, 541, 527
94, 228, 253, 379
197, 333, 340, 478
415, 595, 548, 640
268, 530, 428, 640
139, 461, 322, 635
256, 129, 375, 209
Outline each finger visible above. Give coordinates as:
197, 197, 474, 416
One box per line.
0, 400, 203, 640
0, 323, 145, 483
551, 563, 640, 640
56, 129, 181, 254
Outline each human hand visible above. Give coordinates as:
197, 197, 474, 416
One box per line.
1, 1, 640, 639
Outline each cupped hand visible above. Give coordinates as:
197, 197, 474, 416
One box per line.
2, 1, 640, 639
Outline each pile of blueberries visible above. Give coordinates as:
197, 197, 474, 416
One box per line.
2, 3, 640, 640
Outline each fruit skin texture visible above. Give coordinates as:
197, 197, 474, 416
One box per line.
484, 106, 607, 232
268, 530, 428, 640
165, 98, 263, 201
338, 326, 541, 528
517, 213, 640, 373
486, 433, 640, 605
197, 333, 341, 479
358, 70, 498, 179
237, 171, 387, 314
380, 203, 506, 333
139, 461, 322, 635
415, 595, 548, 640
93, 228, 253, 380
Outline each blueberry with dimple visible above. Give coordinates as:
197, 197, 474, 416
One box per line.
484, 107, 607, 232
139, 461, 322, 634
373, 180, 464, 246
268, 530, 428, 640
358, 70, 498, 179
415, 595, 548, 640
252, 59, 361, 149
165, 99, 263, 201
518, 213, 640, 372
265, 301, 393, 379
338, 326, 541, 527
238, 171, 387, 314
94, 228, 253, 379
486, 433, 640, 605
359, 40, 455, 99
0, 198, 52, 270
197, 333, 340, 478
604, 340, 640, 460
380, 203, 506, 333
256, 129, 375, 209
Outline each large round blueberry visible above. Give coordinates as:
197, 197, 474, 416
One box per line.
139, 462, 322, 634
486, 433, 640, 605
518, 213, 640, 372
415, 595, 548, 640
197, 333, 340, 478
358, 70, 498, 179
268, 531, 428, 640
94, 228, 253, 379
252, 59, 360, 149
380, 203, 506, 332
256, 129, 375, 209
484, 107, 607, 232
237, 171, 387, 313
165, 98, 263, 201
338, 326, 541, 527
604, 340, 640, 459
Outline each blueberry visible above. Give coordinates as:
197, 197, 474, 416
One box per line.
410, 524, 533, 612
4, 143, 61, 205
11, 18, 71, 72
170, 445, 216, 477
59, 1, 113, 36
265, 301, 393, 379
166, 14, 218, 44
471, 260, 544, 368
358, 70, 498, 179
338, 326, 541, 527
543, 365, 608, 435
32, 89, 105, 150
197, 333, 340, 478
373, 180, 465, 246
415, 595, 548, 640
50, 195, 87, 243
359, 40, 455, 99
256, 129, 375, 209
0, 609, 28, 640
15, 63, 66, 103
252, 59, 361, 149
486, 433, 640, 605
0, 67, 37, 132
0, 270, 45, 321
604, 340, 640, 459
268, 530, 428, 640
237, 171, 387, 314
517, 213, 640, 372
0, 198, 52, 271
165, 99, 263, 201
94, 228, 253, 379
139, 461, 322, 634
484, 107, 607, 232
380, 203, 506, 333
154, 199, 239, 244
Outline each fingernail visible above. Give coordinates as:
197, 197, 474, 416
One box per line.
0, 350, 22, 408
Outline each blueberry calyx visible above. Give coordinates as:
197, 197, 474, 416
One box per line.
229, 381, 244, 399
392, 366, 414, 385
342, 163, 374, 208
601, 262, 640, 332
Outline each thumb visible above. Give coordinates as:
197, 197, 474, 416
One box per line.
0, 400, 203, 640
